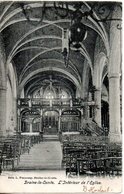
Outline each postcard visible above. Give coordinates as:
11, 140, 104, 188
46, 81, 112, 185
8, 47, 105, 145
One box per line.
0, 1, 122, 193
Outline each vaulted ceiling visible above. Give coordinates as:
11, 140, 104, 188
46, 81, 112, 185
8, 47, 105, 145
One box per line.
0, 1, 119, 97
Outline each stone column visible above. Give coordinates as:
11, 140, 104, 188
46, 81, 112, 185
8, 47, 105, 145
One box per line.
108, 73, 121, 142
28, 99, 32, 108
58, 109, 62, 132
40, 109, 43, 132
17, 109, 21, 132
0, 87, 6, 136
39, 118, 42, 132
94, 89, 101, 127
20, 88, 24, 98
108, 6, 122, 142
70, 98, 72, 108
29, 122, 33, 133
0, 34, 6, 136
80, 108, 84, 129
12, 97, 17, 134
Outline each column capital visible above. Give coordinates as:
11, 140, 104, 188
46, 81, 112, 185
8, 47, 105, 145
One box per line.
108, 73, 120, 79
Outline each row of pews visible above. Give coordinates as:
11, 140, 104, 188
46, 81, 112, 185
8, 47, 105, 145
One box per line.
62, 140, 122, 176
0, 134, 43, 173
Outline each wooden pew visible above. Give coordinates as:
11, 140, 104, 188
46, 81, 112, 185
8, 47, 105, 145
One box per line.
62, 140, 122, 176
0, 134, 43, 171
77, 157, 122, 176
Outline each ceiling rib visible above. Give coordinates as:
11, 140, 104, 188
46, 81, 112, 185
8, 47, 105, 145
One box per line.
19, 67, 82, 94
6, 20, 69, 64
19, 58, 81, 84
20, 47, 62, 77
1, 2, 109, 59
0, 2, 14, 21
19, 59, 81, 83
83, 2, 109, 55
9, 35, 62, 61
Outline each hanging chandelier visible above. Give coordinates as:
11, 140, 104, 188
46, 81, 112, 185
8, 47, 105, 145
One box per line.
69, 9, 87, 49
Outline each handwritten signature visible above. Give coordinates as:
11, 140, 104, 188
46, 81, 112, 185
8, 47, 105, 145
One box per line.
82, 185, 111, 193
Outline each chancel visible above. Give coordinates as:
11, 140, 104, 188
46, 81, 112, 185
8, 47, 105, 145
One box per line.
0, 1, 122, 176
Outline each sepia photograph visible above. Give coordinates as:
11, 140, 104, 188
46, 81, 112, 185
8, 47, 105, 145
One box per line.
0, 1, 122, 193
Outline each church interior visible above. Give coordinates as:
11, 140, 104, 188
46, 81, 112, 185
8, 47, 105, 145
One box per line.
0, 1, 122, 176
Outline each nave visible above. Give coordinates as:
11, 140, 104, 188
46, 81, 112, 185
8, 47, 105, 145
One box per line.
0, 1, 122, 182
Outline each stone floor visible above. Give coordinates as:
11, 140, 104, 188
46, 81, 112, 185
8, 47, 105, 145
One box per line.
15, 141, 63, 170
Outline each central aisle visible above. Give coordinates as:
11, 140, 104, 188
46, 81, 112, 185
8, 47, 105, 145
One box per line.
16, 141, 63, 170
